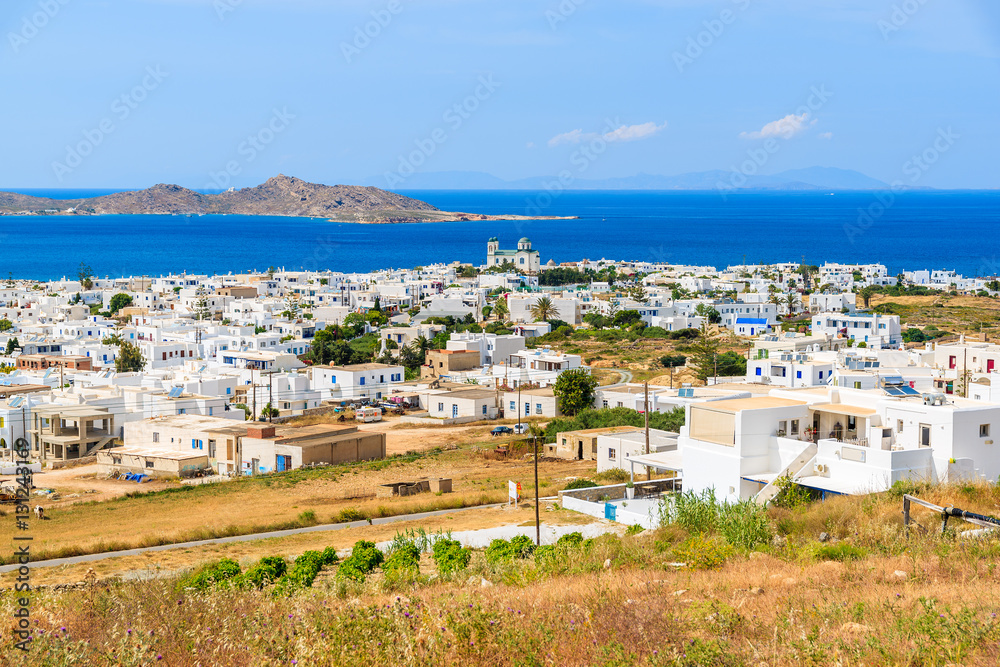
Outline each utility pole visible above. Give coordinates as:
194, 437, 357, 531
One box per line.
251, 366, 256, 421
644, 381, 651, 481
268, 370, 274, 422
713, 353, 718, 386
534, 430, 540, 546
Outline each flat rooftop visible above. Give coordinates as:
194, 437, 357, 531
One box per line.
697, 396, 807, 412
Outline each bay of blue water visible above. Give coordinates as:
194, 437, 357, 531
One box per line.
2, 189, 998, 280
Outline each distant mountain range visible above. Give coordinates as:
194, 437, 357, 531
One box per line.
364, 167, 897, 191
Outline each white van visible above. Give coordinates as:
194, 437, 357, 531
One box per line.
355, 406, 383, 423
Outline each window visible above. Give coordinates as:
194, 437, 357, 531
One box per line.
919, 424, 931, 447
510, 401, 516, 411
818, 371, 824, 379
359, 377, 365, 386
226, 387, 232, 395
536, 403, 543, 415
153, 432, 159, 443
777, 420, 787, 435
330, 375, 336, 384
437, 402, 444, 412
192, 439, 203, 450
608, 448, 616, 459
482, 405, 488, 416
847, 415, 857, 431
854, 381, 862, 389
602, 400, 609, 408
897, 419, 904, 433
145, 461, 154, 469
981, 424, 991, 438
755, 367, 762, 376
796, 370, 802, 379
790, 419, 799, 436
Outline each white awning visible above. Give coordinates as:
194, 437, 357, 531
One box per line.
625, 450, 684, 472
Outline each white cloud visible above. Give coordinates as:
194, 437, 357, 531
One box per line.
547, 129, 588, 147
818, 131, 833, 139
740, 113, 814, 140
526, 141, 535, 149
548, 121, 666, 148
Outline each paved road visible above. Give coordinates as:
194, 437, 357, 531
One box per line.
1, 503, 506, 573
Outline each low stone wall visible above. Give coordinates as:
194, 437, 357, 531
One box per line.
558, 479, 678, 504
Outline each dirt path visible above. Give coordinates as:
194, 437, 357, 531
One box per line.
23, 464, 173, 504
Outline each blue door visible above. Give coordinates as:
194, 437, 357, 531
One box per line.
452, 404, 458, 418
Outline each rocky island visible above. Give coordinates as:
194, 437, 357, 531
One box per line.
0, 175, 577, 223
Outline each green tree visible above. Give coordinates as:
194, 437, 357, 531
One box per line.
492, 296, 509, 322
694, 303, 722, 324
5, 337, 20, 355
660, 354, 686, 368
784, 292, 800, 317
612, 310, 642, 328
689, 322, 721, 383
260, 403, 280, 419
77, 262, 94, 290
193, 285, 211, 322
108, 293, 133, 314
858, 286, 876, 309
552, 369, 599, 416
115, 340, 145, 373
529, 296, 557, 322
0, 319, 12, 332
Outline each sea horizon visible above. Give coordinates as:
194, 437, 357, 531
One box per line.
1, 190, 998, 280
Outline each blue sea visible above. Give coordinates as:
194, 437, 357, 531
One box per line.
2, 189, 999, 279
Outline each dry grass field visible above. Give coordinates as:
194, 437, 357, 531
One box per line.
4, 481, 1000, 665
0, 444, 594, 567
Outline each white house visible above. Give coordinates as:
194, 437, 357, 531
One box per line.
811, 312, 902, 349
312, 363, 405, 402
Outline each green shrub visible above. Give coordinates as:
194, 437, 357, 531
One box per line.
533, 544, 556, 561
564, 479, 599, 490
594, 469, 630, 484
770, 475, 817, 509
672, 533, 735, 570
814, 543, 866, 562
297, 509, 318, 525
485, 538, 516, 565
556, 531, 584, 548
239, 556, 287, 589
510, 534, 536, 558
338, 540, 384, 582
182, 557, 242, 590
335, 507, 368, 523
383, 544, 420, 574
276, 549, 337, 592
432, 538, 472, 575
625, 524, 645, 536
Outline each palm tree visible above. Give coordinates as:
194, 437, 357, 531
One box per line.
492, 296, 509, 322
784, 292, 800, 317
530, 296, 557, 322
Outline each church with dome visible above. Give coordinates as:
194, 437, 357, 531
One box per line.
486, 237, 540, 274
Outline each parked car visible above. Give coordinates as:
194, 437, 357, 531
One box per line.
491, 426, 513, 436
513, 423, 529, 435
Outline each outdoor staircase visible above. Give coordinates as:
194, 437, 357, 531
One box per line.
83, 436, 118, 458
753, 442, 818, 506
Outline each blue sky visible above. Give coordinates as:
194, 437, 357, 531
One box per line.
2, 0, 997, 189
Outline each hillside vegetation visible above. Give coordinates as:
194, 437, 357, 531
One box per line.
4, 482, 1000, 665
